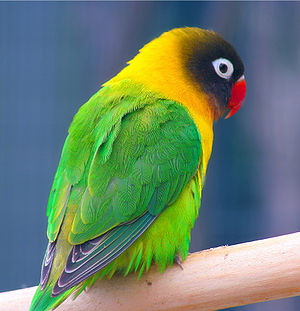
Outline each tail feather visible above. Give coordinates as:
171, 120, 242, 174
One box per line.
29, 284, 75, 311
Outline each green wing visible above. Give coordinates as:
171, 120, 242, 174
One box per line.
69, 101, 201, 244
40, 84, 202, 299
47, 86, 202, 246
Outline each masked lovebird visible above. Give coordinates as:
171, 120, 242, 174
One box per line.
30, 27, 246, 311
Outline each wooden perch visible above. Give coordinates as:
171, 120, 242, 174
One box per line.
1, 232, 300, 311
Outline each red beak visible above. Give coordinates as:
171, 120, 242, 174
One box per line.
225, 75, 246, 119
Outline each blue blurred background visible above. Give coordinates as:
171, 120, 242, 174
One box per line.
1, 2, 300, 310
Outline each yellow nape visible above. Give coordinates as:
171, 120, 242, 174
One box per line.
105, 27, 215, 174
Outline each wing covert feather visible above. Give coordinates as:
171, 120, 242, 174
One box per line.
70, 101, 202, 244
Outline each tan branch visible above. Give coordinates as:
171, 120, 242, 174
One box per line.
1, 232, 300, 311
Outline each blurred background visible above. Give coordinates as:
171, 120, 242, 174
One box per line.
1, 2, 300, 310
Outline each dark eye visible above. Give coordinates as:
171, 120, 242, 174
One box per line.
212, 58, 234, 79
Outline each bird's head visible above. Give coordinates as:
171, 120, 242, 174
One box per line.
107, 27, 246, 120
183, 28, 246, 119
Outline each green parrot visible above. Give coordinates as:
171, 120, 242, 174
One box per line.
30, 27, 246, 310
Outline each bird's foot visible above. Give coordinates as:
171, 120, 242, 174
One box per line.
174, 255, 184, 270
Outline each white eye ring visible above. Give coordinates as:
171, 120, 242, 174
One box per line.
212, 58, 234, 79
